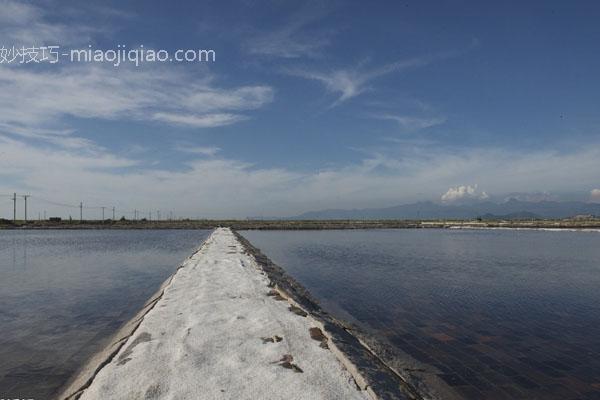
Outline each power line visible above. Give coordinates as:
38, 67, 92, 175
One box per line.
3, 193, 177, 221
32, 196, 79, 209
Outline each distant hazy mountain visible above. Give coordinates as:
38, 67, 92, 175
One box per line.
291, 200, 600, 220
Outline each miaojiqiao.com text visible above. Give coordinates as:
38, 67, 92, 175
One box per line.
0, 45, 216, 66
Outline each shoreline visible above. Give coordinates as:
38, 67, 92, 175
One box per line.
60, 228, 412, 400
2, 219, 600, 231
233, 230, 424, 400
57, 240, 208, 400
234, 231, 480, 400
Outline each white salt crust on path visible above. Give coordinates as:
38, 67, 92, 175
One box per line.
78, 228, 370, 400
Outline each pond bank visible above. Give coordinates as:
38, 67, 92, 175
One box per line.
59, 228, 413, 400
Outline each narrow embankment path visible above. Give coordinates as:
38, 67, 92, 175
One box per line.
69, 228, 370, 400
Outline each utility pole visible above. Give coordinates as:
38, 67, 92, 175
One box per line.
12, 193, 16, 222
21, 195, 30, 222
79, 202, 83, 222
112, 207, 115, 220
101, 206, 105, 221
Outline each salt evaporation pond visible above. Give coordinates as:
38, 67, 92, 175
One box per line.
242, 229, 600, 400
0, 229, 209, 399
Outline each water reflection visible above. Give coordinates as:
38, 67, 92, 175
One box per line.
242, 229, 600, 400
0, 229, 209, 399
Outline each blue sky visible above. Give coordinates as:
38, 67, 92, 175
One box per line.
1, 0, 600, 218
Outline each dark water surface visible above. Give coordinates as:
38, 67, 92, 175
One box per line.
0, 229, 209, 399
242, 229, 600, 400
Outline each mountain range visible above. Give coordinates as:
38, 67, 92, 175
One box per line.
291, 199, 600, 220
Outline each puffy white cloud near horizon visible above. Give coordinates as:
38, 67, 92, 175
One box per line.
441, 184, 489, 203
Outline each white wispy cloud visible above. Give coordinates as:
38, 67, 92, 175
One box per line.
285, 40, 479, 106
152, 112, 248, 128
0, 122, 95, 149
284, 56, 435, 106
0, 0, 94, 45
184, 86, 274, 112
374, 114, 446, 131
174, 145, 221, 156
0, 0, 40, 24
591, 189, 600, 202
0, 64, 273, 131
0, 135, 136, 172
245, 3, 332, 58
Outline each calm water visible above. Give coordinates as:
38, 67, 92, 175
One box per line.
242, 229, 600, 400
0, 229, 209, 399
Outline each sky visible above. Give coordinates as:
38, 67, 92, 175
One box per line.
1, 0, 600, 219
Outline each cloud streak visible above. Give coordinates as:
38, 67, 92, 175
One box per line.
374, 114, 446, 131
0, 0, 94, 45
174, 145, 221, 156
285, 40, 479, 106
244, 3, 332, 58
285, 55, 446, 106
152, 112, 247, 128
0, 64, 273, 131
